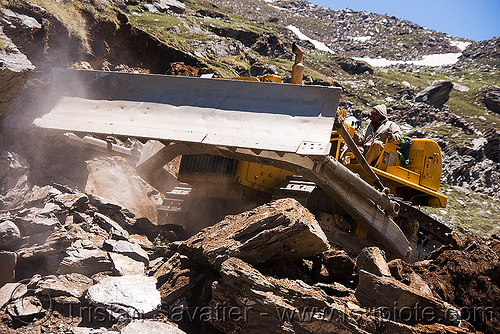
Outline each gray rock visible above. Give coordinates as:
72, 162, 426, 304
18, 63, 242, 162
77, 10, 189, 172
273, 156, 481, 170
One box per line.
58, 249, 113, 276
0, 8, 41, 45
93, 212, 129, 239
109, 252, 145, 276
153, 0, 186, 14
14, 214, 60, 236
120, 320, 187, 334
36, 273, 93, 302
0, 220, 21, 249
339, 58, 373, 75
484, 86, 500, 114
0, 26, 35, 119
0, 282, 25, 309
103, 240, 149, 265
6, 295, 45, 318
0, 251, 17, 286
415, 81, 453, 108
53, 193, 89, 210
71, 328, 118, 334
0, 150, 31, 210
86, 275, 161, 319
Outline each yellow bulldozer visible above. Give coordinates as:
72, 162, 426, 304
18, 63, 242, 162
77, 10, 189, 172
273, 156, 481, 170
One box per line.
33, 48, 452, 262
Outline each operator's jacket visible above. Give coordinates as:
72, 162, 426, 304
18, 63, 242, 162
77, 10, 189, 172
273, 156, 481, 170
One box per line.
353, 119, 403, 151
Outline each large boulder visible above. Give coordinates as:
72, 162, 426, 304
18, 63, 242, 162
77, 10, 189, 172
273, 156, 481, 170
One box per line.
0, 220, 21, 249
178, 198, 330, 268
153, 253, 206, 305
35, 273, 93, 304
86, 275, 161, 319
355, 270, 460, 326
0, 26, 35, 119
339, 58, 373, 75
0, 8, 41, 46
153, 0, 186, 14
415, 81, 453, 108
484, 86, 500, 114
121, 320, 187, 334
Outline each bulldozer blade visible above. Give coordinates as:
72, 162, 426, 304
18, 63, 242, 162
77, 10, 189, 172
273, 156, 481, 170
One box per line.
34, 69, 341, 155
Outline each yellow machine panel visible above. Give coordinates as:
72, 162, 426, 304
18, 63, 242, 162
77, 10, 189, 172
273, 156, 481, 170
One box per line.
386, 166, 420, 184
343, 134, 447, 208
234, 161, 293, 193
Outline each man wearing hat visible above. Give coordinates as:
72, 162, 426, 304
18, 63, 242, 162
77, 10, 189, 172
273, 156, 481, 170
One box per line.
354, 104, 403, 164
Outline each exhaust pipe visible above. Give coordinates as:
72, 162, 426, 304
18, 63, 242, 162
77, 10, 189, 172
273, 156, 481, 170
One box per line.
291, 43, 304, 85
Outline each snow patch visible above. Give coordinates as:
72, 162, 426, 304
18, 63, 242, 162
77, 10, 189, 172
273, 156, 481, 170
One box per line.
287, 25, 334, 54
450, 40, 472, 51
355, 52, 465, 67
350, 36, 372, 42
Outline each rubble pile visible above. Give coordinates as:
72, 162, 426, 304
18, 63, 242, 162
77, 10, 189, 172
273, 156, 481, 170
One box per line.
1, 173, 498, 334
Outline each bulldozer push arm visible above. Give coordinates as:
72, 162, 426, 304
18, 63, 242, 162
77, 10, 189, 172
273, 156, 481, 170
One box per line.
34, 69, 414, 260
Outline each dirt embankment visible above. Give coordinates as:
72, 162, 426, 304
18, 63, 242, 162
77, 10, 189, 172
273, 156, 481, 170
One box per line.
416, 234, 500, 333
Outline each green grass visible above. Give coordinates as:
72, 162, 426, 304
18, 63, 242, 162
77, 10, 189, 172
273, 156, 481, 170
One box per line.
422, 184, 500, 238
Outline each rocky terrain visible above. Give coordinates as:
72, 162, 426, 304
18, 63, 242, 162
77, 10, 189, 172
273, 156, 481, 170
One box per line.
0, 182, 499, 334
0, 0, 500, 333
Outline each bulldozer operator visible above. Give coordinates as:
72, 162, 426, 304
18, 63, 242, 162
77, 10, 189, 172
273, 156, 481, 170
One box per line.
354, 104, 403, 164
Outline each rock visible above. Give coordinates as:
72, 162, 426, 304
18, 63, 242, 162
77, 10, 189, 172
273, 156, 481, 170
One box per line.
94, 212, 129, 240
0, 251, 17, 287
35, 273, 93, 303
0, 282, 25, 309
16, 227, 73, 275
120, 319, 187, 334
129, 234, 154, 250
415, 81, 453, 108
0, 220, 21, 249
153, 253, 205, 305
0, 150, 31, 210
103, 239, 149, 265
86, 157, 161, 224
339, 58, 373, 75
314, 281, 352, 297
58, 248, 113, 276
179, 198, 329, 268
249, 62, 277, 76
356, 246, 391, 277
71, 328, 118, 334
388, 259, 434, 298
109, 252, 145, 276
0, 26, 35, 119
6, 295, 45, 319
153, 0, 186, 14
305, 249, 356, 283
53, 192, 89, 210
355, 270, 460, 325
0, 8, 41, 46
14, 214, 60, 236
209, 257, 425, 333
484, 86, 500, 114
86, 275, 161, 319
